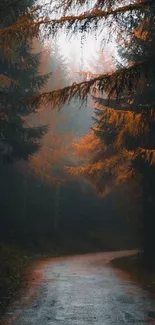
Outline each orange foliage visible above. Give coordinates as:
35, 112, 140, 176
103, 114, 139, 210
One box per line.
66, 117, 139, 198
72, 132, 100, 159
29, 132, 74, 185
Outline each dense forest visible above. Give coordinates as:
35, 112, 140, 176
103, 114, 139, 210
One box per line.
0, 0, 155, 312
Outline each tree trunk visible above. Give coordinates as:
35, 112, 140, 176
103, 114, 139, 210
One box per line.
54, 185, 60, 231
23, 174, 28, 238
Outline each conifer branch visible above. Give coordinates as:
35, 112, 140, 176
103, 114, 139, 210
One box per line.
27, 54, 155, 109
0, 1, 153, 44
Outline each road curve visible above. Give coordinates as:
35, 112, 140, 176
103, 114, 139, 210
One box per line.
3, 250, 155, 325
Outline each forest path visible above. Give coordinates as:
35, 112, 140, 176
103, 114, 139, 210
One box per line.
3, 250, 155, 325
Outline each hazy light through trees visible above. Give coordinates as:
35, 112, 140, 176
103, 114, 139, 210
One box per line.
38, 0, 117, 72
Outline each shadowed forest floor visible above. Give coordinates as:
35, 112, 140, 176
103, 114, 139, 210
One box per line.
112, 255, 155, 295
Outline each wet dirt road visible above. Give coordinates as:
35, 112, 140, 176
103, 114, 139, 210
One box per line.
3, 250, 155, 325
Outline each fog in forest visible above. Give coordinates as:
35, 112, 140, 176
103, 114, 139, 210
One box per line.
0, 38, 135, 253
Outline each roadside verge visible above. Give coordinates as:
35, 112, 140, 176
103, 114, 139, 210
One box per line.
111, 253, 155, 293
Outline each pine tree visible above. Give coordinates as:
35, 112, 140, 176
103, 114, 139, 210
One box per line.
115, 6, 155, 263
0, 0, 50, 163
45, 0, 154, 261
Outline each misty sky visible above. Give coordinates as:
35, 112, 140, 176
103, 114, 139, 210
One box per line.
38, 0, 117, 72
30, 0, 118, 174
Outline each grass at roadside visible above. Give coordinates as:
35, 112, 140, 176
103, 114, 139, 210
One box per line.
111, 254, 155, 293
0, 244, 34, 314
